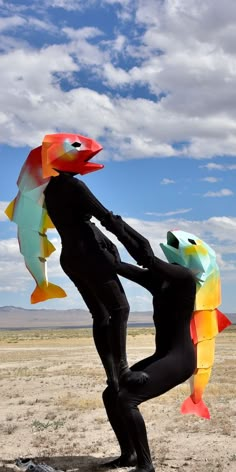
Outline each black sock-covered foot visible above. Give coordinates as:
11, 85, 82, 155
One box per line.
99, 453, 137, 469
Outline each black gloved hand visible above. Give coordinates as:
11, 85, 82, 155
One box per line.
101, 212, 125, 237
120, 369, 149, 387
99, 234, 122, 264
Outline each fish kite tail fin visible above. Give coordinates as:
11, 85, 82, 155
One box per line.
216, 309, 232, 333
181, 396, 210, 420
5, 198, 17, 221
31, 282, 67, 304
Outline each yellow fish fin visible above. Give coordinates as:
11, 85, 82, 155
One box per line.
46, 239, 56, 257
5, 198, 16, 220
31, 282, 67, 304
44, 212, 55, 229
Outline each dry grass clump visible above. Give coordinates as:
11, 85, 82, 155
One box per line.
57, 392, 103, 411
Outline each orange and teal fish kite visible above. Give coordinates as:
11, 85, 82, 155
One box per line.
5, 133, 103, 304
160, 230, 231, 419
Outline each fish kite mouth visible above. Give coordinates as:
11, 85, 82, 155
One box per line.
167, 231, 179, 249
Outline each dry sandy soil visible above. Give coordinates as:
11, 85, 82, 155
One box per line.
0, 327, 235, 472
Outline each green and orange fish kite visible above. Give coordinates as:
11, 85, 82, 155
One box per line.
5, 133, 103, 304
161, 230, 231, 419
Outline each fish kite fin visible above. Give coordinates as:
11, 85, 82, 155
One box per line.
44, 212, 55, 230
45, 239, 56, 257
181, 396, 210, 419
216, 309, 232, 333
40, 236, 56, 258
31, 282, 67, 304
5, 198, 17, 220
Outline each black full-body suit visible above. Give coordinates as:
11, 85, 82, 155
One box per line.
101, 215, 197, 472
44, 173, 145, 391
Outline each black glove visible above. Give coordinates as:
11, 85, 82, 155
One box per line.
120, 369, 149, 387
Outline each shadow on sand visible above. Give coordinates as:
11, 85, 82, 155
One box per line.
0, 455, 111, 472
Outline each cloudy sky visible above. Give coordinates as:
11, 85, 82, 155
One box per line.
0, 0, 236, 313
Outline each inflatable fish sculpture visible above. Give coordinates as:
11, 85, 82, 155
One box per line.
160, 230, 231, 419
5, 133, 103, 304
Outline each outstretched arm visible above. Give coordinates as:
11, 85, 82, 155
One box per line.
116, 261, 154, 292
101, 213, 155, 268
102, 213, 196, 285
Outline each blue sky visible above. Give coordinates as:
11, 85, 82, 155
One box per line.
0, 0, 236, 313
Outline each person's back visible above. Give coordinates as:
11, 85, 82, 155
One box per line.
151, 261, 196, 355
44, 173, 116, 258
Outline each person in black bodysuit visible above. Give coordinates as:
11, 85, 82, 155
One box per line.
44, 173, 148, 392
100, 215, 197, 472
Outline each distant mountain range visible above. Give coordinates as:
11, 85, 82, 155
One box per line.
0, 306, 235, 330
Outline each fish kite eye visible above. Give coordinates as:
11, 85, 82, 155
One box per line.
188, 238, 197, 245
71, 141, 82, 148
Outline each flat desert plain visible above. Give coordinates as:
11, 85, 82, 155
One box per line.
0, 327, 235, 472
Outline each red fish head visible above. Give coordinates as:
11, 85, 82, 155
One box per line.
42, 133, 104, 178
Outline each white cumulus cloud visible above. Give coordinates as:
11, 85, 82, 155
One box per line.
1, 1, 236, 159
203, 188, 234, 197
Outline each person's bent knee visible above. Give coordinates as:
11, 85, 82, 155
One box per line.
102, 386, 111, 406
93, 316, 110, 327
117, 389, 136, 414
102, 385, 119, 409
116, 304, 130, 323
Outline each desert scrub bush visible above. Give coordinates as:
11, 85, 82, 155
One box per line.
18, 399, 26, 405
66, 424, 78, 432
32, 419, 65, 431
1, 423, 18, 435
45, 411, 58, 420
94, 416, 107, 424
5, 414, 14, 421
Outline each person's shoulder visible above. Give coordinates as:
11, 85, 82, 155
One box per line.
176, 264, 196, 285
71, 176, 89, 192
183, 268, 197, 289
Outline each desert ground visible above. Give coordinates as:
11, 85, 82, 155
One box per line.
0, 327, 235, 472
